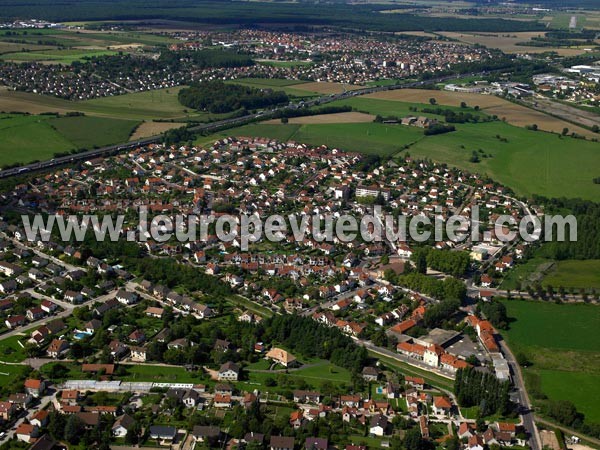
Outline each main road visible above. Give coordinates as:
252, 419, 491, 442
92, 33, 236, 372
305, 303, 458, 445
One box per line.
0, 72, 486, 180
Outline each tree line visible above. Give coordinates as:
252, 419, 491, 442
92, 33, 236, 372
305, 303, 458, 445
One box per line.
454, 367, 512, 417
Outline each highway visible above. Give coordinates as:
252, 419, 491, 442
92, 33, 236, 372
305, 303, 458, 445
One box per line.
0, 73, 481, 180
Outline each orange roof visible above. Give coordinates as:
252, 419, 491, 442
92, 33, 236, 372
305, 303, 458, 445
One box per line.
433, 396, 452, 409
391, 319, 417, 334
24, 379, 42, 389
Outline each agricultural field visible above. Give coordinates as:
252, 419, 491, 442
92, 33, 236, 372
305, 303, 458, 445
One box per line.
227, 78, 317, 97
438, 31, 590, 56
501, 300, 600, 424
129, 121, 187, 140
288, 81, 364, 95
0, 114, 76, 166
0, 113, 139, 166
364, 88, 596, 137
48, 115, 139, 149
208, 121, 423, 156
0, 87, 218, 121
265, 112, 375, 124
406, 121, 600, 201
0, 48, 118, 64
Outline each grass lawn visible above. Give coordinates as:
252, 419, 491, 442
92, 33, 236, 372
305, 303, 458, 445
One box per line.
538, 369, 600, 423
542, 260, 600, 290
0, 114, 75, 166
0, 363, 30, 388
0, 336, 28, 363
48, 115, 139, 149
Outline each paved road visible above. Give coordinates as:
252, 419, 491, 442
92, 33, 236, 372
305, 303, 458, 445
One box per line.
0, 391, 55, 445
499, 338, 541, 450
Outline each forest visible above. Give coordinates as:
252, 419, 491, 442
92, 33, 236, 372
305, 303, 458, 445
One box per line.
178, 81, 289, 114
0, 0, 548, 33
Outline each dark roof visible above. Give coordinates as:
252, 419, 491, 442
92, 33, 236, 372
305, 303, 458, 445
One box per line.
30, 434, 56, 450
193, 425, 221, 438
219, 361, 240, 373
306, 437, 328, 450
149, 425, 177, 438
270, 436, 295, 449
113, 414, 135, 431
245, 432, 265, 443
370, 414, 388, 428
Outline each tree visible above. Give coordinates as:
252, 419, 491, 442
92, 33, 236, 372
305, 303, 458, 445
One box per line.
64, 415, 85, 444
460, 101, 467, 108
562, 127, 569, 136
429, 97, 437, 105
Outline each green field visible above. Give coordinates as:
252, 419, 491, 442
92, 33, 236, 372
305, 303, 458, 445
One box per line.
48, 115, 139, 148
0, 114, 76, 165
542, 260, 600, 290
206, 121, 424, 156
0, 113, 140, 166
501, 300, 600, 352
538, 369, 600, 423
0, 49, 118, 63
79, 87, 202, 120
501, 300, 600, 424
257, 60, 313, 68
